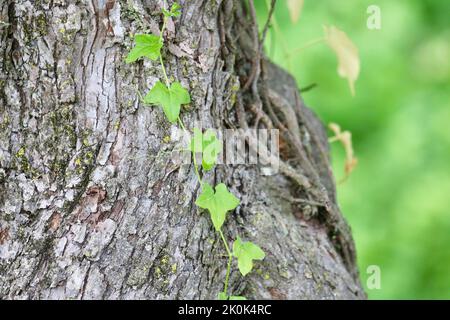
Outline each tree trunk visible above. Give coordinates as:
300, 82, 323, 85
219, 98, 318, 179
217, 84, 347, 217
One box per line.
0, 0, 365, 299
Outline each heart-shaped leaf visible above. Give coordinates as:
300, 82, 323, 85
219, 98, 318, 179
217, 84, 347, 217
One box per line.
201, 130, 222, 170
195, 183, 240, 231
189, 128, 222, 171
144, 81, 190, 123
233, 236, 265, 276
126, 34, 162, 63
163, 2, 182, 17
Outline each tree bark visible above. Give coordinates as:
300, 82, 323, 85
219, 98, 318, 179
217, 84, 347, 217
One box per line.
0, 0, 365, 299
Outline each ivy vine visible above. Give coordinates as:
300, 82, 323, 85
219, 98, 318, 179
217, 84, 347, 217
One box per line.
125, 2, 265, 300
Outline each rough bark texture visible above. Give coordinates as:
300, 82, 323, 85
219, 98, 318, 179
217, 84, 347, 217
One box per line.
0, 0, 365, 299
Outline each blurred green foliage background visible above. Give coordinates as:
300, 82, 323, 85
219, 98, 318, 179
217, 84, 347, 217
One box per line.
256, 0, 450, 299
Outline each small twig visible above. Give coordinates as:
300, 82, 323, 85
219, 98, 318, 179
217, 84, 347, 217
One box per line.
249, 103, 273, 129
264, 0, 291, 70
300, 83, 318, 93
242, 0, 261, 92
236, 95, 311, 189
218, 8, 229, 56
261, 87, 330, 208
259, 0, 276, 47
286, 37, 325, 58
272, 191, 325, 207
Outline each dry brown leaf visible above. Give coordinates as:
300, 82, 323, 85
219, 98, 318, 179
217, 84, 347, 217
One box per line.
287, 0, 304, 24
324, 25, 360, 96
328, 122, 358, 183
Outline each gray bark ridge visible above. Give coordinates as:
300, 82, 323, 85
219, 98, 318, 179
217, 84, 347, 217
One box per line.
0, 0, 365, 299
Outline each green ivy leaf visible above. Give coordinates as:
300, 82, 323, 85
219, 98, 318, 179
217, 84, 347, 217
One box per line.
189, 128, 222, 171
144, 81, 190, 123
232, 236, 265, 276
125, 34, 162, 63
202, 130, 222, 171
195, 183, 240, 231
163, 3, 182, 17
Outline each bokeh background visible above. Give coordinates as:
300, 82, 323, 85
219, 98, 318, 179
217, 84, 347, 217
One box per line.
256, 0, 450, 299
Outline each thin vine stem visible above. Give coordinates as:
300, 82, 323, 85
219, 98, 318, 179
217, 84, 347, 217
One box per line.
159, 55, 170, 86
125, 2, 265, 299
265, 0, 291, 69
178, 117, 203, 186
178, 112, 230, 297
159, 0, 200, 187
177, 116, 187, 132
219, 229, 233, 296
178, 108, 231, 297
286, 37, 326, 58
192, 153, 203, 185
159, 15, 170, 86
